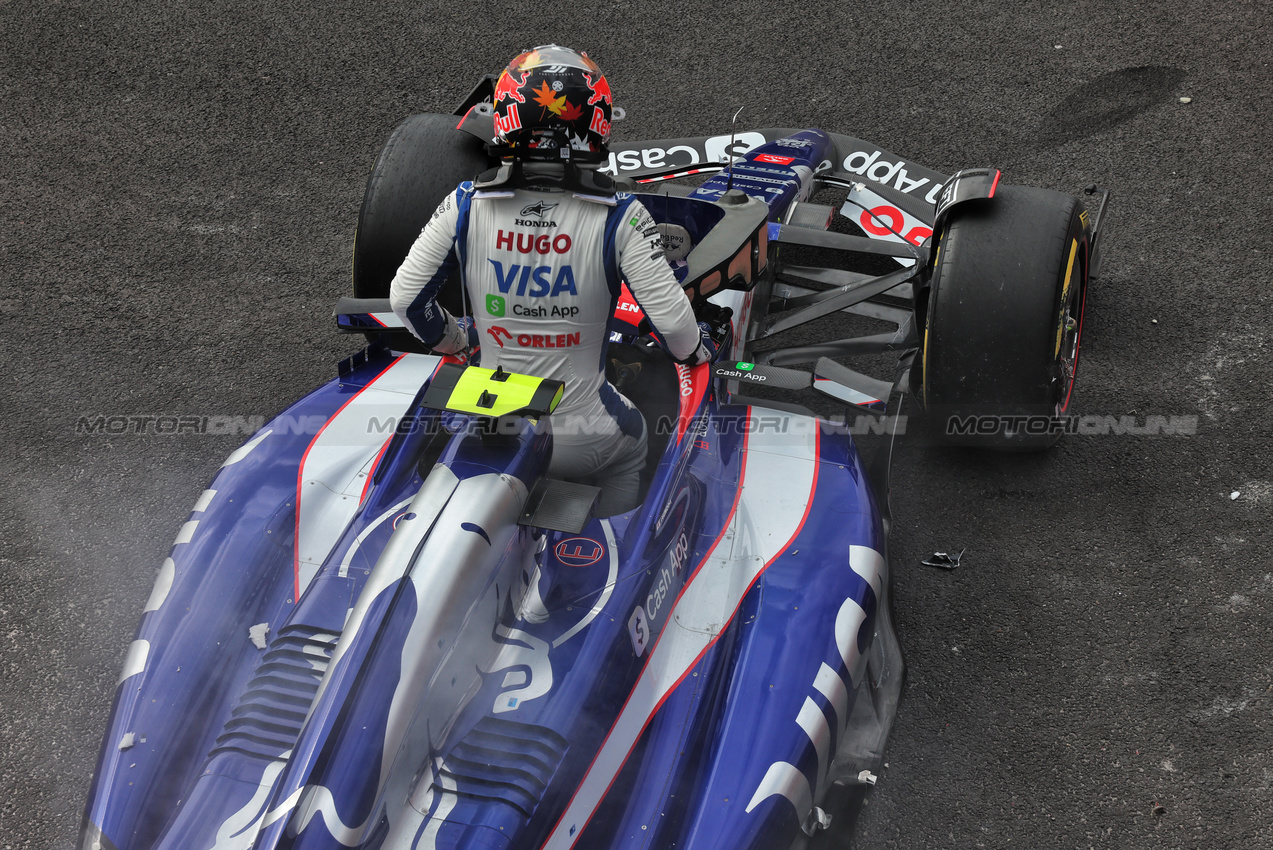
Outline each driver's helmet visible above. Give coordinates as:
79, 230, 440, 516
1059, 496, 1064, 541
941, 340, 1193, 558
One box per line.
492, 44, 613, 163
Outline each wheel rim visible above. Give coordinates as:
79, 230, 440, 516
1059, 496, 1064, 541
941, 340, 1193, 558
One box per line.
1055, 268, 1085, 415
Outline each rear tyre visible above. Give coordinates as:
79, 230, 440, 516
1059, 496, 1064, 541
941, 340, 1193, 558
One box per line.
352, 113, 491, 316
920, 185, 1090, 449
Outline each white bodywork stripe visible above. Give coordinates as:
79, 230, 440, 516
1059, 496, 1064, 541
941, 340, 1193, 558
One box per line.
210, 757, 289, 850
813, 662, 849, 729
744, 699, 831, 820
746, 545, 886, 823
744, 762, 812, 816
796, 696, 831, 787
415, 763, 460, 850
143, 558, 175, 613
295, 354, 440, 596
192, 488, 217, 513
849, 545, 883, 599
483, 624, 553, 715
174, 520, 198, 545
291, 784, 366, 846
542, 414, 818, 848
221, 428, 273, 467
835, 598, 870, 689
118, 639, 149, 684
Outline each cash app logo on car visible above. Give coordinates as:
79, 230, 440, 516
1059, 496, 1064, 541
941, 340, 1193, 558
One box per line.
486, 294, 506, 317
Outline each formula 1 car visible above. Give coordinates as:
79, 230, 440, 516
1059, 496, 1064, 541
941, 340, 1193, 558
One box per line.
80, 75, 1110, 850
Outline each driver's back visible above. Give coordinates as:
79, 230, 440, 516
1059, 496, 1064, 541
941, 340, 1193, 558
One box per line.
435, 182, 702, 433
392, 179, 704, 513
462, 185, 621, 426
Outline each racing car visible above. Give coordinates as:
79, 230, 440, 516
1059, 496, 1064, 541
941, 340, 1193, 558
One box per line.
79, 73, 1110, 850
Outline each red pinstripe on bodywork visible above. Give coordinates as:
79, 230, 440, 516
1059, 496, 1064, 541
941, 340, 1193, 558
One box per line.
356, 356, 454, 505
541, 419, 822, 849
293, 354, 408, 602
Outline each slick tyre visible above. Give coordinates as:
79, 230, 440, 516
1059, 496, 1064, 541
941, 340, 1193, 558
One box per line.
921, 185, 1091, 450
352, 113, 491, 315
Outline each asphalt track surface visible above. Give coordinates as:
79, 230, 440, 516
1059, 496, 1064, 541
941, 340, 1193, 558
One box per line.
2, 2, 1270, 848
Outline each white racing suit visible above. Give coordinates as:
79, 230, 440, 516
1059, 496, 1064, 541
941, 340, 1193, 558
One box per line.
390, 181, 705, 515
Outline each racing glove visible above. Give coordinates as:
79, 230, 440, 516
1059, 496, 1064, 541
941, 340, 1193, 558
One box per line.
688, 320, 730, 366
455, 316, 480, 350
431, 314, 480, 363
453, 316, 481, 364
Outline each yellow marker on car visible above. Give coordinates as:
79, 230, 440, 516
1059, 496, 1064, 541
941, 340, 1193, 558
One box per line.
422, 363, 565, 418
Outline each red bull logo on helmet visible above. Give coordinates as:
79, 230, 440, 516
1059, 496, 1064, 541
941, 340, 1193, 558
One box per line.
589, 105, 610, 139
494, 69, 529, 104
494, 104, 523, 138
585, 72, 612, 106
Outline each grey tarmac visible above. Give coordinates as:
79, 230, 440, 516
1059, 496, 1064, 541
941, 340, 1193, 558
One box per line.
1, 1, 1269, 848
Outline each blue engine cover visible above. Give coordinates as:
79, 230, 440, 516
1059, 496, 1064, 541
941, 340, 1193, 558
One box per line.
81, 127, 903, 850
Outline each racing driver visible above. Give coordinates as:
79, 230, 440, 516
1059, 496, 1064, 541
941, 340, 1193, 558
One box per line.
390, 44, 722, 515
